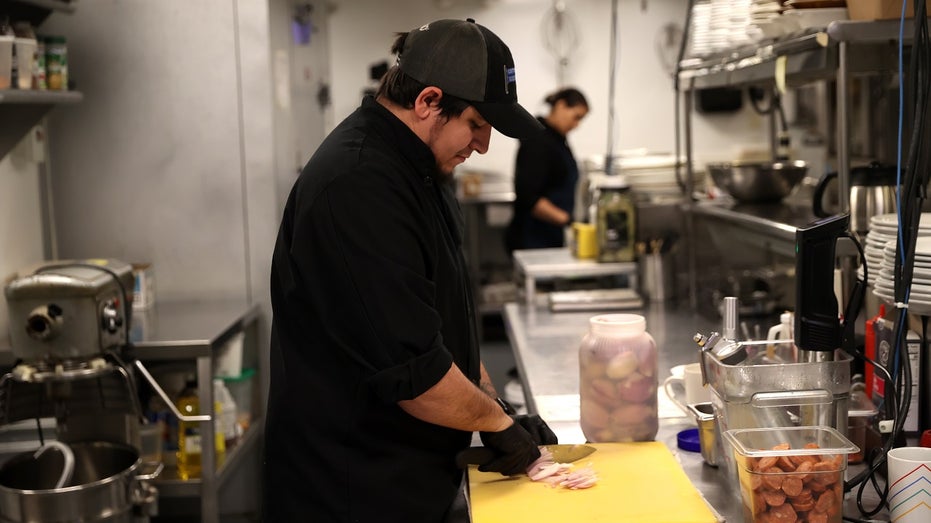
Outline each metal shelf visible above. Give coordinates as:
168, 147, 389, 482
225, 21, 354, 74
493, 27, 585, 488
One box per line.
5, 0, 76, 13
678, 19, 917, 309
129, 299, 260, 360
678, 20, 915, 90
0, 89, 83, 159
0, 0, 76, 26
153, 415, 265, 498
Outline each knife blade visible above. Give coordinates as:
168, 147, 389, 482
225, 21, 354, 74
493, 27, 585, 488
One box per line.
547, 443, 597, 463
455, 444, 597, 469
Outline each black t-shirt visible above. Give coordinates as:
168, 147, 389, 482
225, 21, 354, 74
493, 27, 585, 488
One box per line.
264, 97, 481, 522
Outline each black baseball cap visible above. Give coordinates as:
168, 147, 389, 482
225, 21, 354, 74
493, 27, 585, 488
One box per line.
397, 19, 543, 139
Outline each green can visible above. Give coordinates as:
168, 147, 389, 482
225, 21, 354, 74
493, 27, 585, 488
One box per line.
45, 35, 67, 90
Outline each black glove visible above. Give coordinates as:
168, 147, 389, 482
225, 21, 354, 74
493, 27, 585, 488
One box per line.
512, 414, 558, 445
477, 421, 541, 476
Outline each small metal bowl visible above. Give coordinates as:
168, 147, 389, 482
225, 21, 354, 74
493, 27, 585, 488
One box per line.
707, 161, 808, 203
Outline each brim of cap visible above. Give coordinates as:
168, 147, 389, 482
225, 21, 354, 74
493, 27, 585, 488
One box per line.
472, 101, 544, 140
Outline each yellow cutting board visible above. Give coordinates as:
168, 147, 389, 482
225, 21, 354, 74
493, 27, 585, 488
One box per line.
469, 442, 718, 523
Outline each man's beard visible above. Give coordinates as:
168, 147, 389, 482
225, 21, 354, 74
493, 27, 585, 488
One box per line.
428, 118, 456, 180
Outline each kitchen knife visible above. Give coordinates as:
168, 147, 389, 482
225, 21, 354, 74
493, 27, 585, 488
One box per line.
455, 444, 596, 469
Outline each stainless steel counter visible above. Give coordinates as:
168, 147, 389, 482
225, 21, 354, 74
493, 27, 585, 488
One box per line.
503, 302, 735, 521
512, 248, 639, 306
502, 302, 885, 522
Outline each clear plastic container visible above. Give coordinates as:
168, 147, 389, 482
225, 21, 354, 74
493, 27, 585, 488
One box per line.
724, 426, 858, 523
222, 368, 255, 432
213, 379, 239, 448
704, 347, 852, 480
579, 313, 657, 442
0, 35, 13, 90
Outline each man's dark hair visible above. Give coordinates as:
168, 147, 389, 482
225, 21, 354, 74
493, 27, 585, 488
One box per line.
375, 32, 471, 118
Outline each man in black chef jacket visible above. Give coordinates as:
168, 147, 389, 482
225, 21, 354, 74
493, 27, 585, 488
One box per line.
265, 18, 558, 522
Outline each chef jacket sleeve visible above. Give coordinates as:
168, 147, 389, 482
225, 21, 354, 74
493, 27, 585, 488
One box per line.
288, 164, 456, 404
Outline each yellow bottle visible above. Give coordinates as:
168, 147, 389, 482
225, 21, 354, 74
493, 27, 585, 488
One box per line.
176, 380, 226, 480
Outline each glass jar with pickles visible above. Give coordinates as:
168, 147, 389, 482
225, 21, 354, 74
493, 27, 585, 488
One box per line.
594, 175, 636, 262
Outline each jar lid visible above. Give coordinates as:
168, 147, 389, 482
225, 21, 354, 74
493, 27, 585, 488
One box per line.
677, 428, 701, 453
594, 174, 629, 189
589, 313, 646, 335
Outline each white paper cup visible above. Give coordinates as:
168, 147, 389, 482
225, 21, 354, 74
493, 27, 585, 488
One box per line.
663, 362, 712, 414
13, 38, 36, 90
0, 36, 13, 89
887, 446, 931, 523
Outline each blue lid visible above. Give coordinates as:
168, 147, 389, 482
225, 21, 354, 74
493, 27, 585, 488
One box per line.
677, 428, 701, 453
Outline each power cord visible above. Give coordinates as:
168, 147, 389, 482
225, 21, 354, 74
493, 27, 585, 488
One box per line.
843, 2, 931, 520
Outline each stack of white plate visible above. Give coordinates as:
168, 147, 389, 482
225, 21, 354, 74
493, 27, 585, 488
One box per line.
746, 0, 785, 42
615, 155, 705, 198
868, 213, 931, 314
688, 1, 714, 57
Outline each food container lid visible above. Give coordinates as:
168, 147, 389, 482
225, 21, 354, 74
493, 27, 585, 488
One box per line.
723, 426, 859, 458
220, 367, 256, 383
849, 396, 879, 418
677, 428, 701, 453
594, 174, 629, 189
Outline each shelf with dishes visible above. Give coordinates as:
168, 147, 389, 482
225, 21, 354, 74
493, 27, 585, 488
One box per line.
680, 17, 920, 89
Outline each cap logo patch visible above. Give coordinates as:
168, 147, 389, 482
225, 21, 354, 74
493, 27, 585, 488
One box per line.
420, 24, 430, 31
505, 66, 515, 94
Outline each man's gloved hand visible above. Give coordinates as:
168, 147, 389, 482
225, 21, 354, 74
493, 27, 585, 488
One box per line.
477, 421, 541, 476
494, 397, 558, 445
511, 414, 558, 445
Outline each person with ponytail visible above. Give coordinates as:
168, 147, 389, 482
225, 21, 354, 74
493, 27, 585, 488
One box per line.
506, 87, 589, 252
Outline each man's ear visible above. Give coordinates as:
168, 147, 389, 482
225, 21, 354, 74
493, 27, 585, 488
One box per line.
413, 87, 444, 120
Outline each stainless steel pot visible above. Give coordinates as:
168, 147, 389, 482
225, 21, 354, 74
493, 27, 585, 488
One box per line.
0, 441, 161, 523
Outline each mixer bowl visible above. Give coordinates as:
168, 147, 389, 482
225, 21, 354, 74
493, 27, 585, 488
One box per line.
707, 161, 807, 203
0, 441, 161, 523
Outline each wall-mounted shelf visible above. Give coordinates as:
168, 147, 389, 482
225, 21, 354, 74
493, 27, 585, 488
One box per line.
0, 0, 76, 26
0, 0, 79, 159
678, 20, 917, 90
0, 89, 82, 159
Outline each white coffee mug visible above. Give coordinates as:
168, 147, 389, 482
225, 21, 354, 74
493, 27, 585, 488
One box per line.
887, 446, 931, 523
663, 362, 712, 415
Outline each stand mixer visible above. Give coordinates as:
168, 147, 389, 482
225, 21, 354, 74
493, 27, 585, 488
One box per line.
0, 259, 208, 523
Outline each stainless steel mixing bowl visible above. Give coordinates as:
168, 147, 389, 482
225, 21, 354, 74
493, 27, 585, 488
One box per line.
707, 161, 808, 203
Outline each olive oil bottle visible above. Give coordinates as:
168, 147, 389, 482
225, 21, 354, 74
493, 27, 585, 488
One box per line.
176, 379, 226, 480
